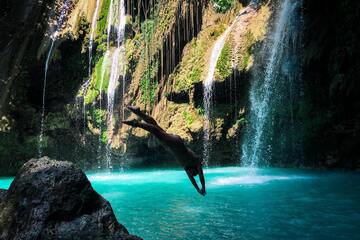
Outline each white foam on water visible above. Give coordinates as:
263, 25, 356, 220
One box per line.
182, 206, 204, 214
88, 171, 182, 184
102, 191, 125, 199
205, 167, 252, 174
210, 175, 310, 186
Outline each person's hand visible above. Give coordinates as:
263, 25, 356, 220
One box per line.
198, 188, 206, 196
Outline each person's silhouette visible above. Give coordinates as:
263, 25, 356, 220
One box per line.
123, 106, 206, 196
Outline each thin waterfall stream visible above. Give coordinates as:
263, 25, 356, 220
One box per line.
105, 0, 126, 169
89, 0, 102, 76
38, 0, 72, 157
80, 0, 102, 133
241, 0, 303, 167
203, 6, 254, 166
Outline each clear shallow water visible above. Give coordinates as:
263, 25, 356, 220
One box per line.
1, 167, 360, 239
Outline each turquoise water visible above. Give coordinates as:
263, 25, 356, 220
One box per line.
1, 167, 360, 239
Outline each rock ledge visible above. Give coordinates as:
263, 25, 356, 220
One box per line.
0, 157, 142, 240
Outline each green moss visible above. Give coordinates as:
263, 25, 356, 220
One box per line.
215, 42, 232, 81
140, 58, 159, 108
96, 0, 111, 41
141, 19, 156, 43
88, 108, 107, 143
172, 24, 227, 93
238, 31, 256, 70
153, 0, 178, 38
93, 108, 106, 126
182, 111, 194, 127
100, 130, 108, 144
236, 117, 247, 126
125, 35, 141, 75
84, 53, 111, 104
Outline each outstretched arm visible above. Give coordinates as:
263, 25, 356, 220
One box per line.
185, 168, 204, 196
197, 164, 206, 195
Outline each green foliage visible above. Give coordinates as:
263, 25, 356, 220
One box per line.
140, 59, 159, 108
154, 0, 178, 37
236, 117, 247, 126
141, 19, 156, 43
84, 54, 111, 104
197, 107, 205, 116
239, 31, 256, 70
215, 42, 232, 81
93, 108, 106, 126
96, 0, 111, 40
125, 35, 141, 75
89, 108, 107, 144
212, 0, 234, 13
182, 111, 194, 126
100, 130, 108, 144
173, 24, 227, 93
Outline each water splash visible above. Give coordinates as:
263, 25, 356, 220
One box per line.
241, 0, 303, 167
38, 0, 72, 157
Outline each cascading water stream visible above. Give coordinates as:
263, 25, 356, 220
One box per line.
241, 0, 303, 167
105, 0, 126, 169
38, 0, 72, 157
80, 0, 102, 133
89, 0, 102, 76
202, 6, 253, 166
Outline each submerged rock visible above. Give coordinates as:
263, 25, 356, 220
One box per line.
0, 157, 142, 240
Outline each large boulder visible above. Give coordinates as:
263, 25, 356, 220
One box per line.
0, 157, 142, 240
0, 189, 6, 201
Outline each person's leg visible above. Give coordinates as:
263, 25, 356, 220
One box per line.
123, 119, 171, 143
197, 164, 206, 195
127, 106, 160, 128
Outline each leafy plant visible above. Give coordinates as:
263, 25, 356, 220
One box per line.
212, 0, 234, 13
141, 19, 155, 43
140, 59, 159, 108
182, 111, 194, 126
197, 107, 205, 116
238, 31, 256, 70
215, 42, 232, 81
96, 0, 111, 39
84, 54, 110, 104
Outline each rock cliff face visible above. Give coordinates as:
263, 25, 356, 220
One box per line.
0, 0, 101, 174
0, 0, 359, 172
301, 0, 360, 168
0, 157, 141, 240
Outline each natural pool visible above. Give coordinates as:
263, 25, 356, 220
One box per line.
1, 167, 360, 240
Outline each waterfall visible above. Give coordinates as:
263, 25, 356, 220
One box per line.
89, 0, 102, 76
38, 0, 72, 157
97, 51, 110, 166
241, 0, 303, 167
105, 0, 126, 169
79, 0, 102, 135
202, 7, 253, 166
